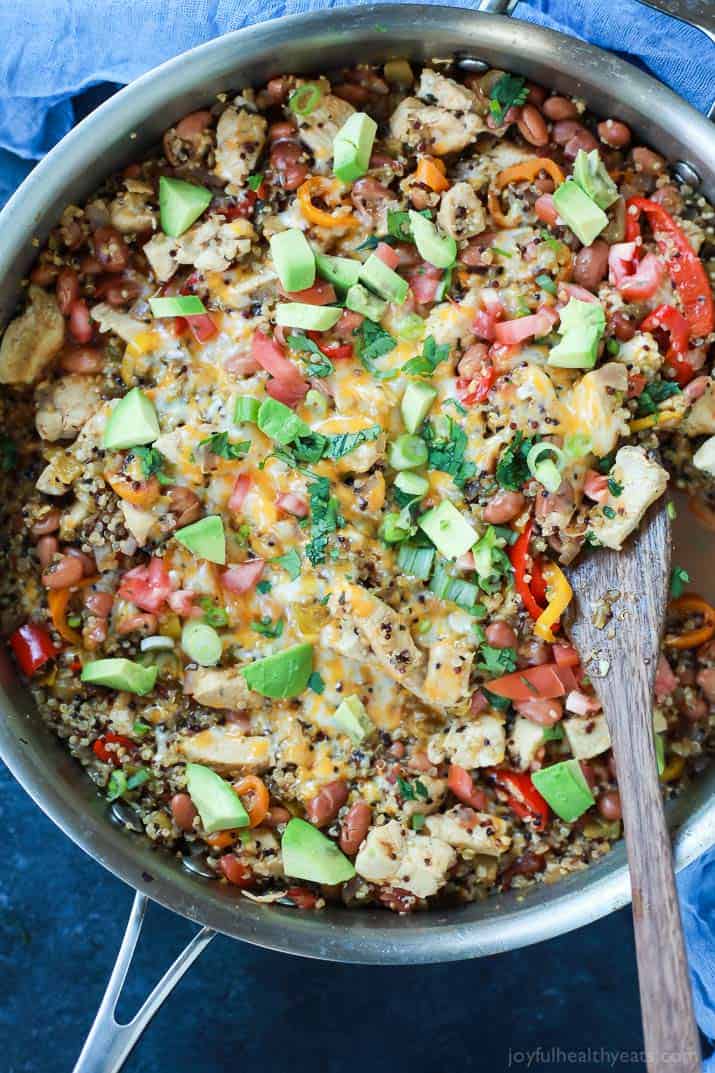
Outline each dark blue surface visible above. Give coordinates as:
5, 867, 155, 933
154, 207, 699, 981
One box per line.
1, 762, 648, 1073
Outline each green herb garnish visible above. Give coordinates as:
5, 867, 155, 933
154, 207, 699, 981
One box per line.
496, 431, 534, 491
635, 379, 681, 417
308, 670, 325, 694
357, 319, 397, 380
489, 73, 529, 124
198, 432, 250, 460
401, 335, 450, 376
670, 565, 690, 599
423, 417, 476, 489
476, 644, 517, 677
200, 598, 229, 627
272, 548, 302, 581
251, 616, 284, 638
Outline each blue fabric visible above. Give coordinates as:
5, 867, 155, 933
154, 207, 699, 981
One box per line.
0, 0, 714, 1063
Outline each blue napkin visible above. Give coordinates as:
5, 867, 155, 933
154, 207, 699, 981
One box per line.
0, 0, 714, 1062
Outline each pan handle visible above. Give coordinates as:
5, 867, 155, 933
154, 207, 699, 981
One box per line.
71, 892, 216, 1073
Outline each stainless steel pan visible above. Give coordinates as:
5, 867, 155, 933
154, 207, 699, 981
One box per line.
0, 3, 714, 1070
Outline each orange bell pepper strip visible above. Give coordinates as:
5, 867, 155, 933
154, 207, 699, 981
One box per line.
233, 775, 270, 828
47, 575, 100, 645
665, 594, 715, 649
489, 158, 565, 228
297, 176, 359, 229
414, 156, 450, 192
106, 473, 160, 509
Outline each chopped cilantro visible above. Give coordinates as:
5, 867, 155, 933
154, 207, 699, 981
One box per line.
423, 417, 476, 489
496, 431, 533, 491
411, 813, 425, 831
482, 686, 512, 712
305, 476, 343, 565
357, 319, 397, 380
308, 670, 325, 694
476, 644, 517, 677
273, 425, 381, 466
256, 579, 272, 594
0, 435, 17, 472
133, 721, 151, 736
132, 446, 171, 484
636, 379, 681, 417
198, 432, 250, 460
401, 334, 450, 376
443, 397, 467, 417
397, 777, 416, 800
607, 478, 623, 497
106, 770, 127, 802
597, 452, 616, 475
251, 616, 284, 638
272, 548, 301, 581
323, 425, 382, 461
670, 565, 690, 599
602, 505, 616, 519
413, 778, 429, 801
540, 229, 564, 254
126, 769, 151, 791
488, 73, 529, 124
387, 208, 430, 242
247, 173, 264, 191
472, 526, 513, 595
287, 333, 335, 378
200, 598, 228, 627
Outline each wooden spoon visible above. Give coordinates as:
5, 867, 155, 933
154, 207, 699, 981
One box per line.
567, 503, 701, 1073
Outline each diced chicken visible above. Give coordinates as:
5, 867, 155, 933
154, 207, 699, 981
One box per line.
428, 714, 506, 769
0, 286, 65, 385
425, 805, 512, 857
177, 726, 271, 772
423, 297, 479, 350
142, 234, 180, 283
35, 375, 103, 442
386, 773, 447, 820
222, 266, 279, 310
682, 380, 715, 437
614, 332, 662, 381
90, 303, 147, 343
354, 819, 456, 899
693, 435, 715, 477
560, 362, 629, 459
214, 107, 267, 186
109, 179, 157, 234
437, 181, 486, 242
293, 91, 354, 165
390, 97, 483, 156
563, 713, 611, 760
507, 716, 545, 772
453, 141, 533, 189
184, 666, 256, 710
417, 70, 476, 113
243, 829, 283, 878
119, 501, 157, 547
589, 445, 668, 550
330, 584, 425, 690
422, 640, 473, 708
36, 450, 82, 495
176, 216, 253, 274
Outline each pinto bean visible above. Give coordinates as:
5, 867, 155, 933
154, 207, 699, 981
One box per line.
597, 119, 631, 149
117, 612, 158, 636
84, 590, 114, 617
69, 300, 93, 343
41, 553, 84, 590
408, 185, 432, 211
351, 177, 393, 220
270, 140, 308, 191
67, 547, 96, 576
171, 792, 198, 832
526, 83, 547, 107
269, 120, 297, 143
611, 311, 636, 342
483, 490, 525, 524
696, 667, 715, 703
461, 232, 498, 267
84, 618, 108, 649
92, 227, 130, 273
517, 104, 549, 147
597, 790, 622, 821
339, 801, 372, 855
59, 346, 104, 374
175, 110, 212, 141
30, 261, 59, 286
98, 277, 142, 308
389, 740, 406, 759
31, 509, 61, 538
573, 239, 609, 291
347, 68, 389, 95
37, 536, 59, 569
333, 83, 370, 105
56, 269, 80, 316
485, 621, 517, 649
542, 96, 578, 121
305, 780, 349, 828
534, 194, 558, 226
651, 183, 683, 215
564, 130, 599, 159
167, 485, 202, 529
632, 147, 665, 176
552, 119, 587, 145
79, 254, 104, 276
518, 638, 552, 667
264, 78, 291, 104
406, 750, 433, 773
264, 805, 291, 827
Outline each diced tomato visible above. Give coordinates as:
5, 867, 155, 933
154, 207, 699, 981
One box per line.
219, 854, 255, 888
221, 560, 265, 594
627, 372, 647, 398
552, 643, 580, 669
286, 886, 318, 909
655, 654, 679, 698
92, 733, 134, 767
224, 352, 259, 375
285, 280, 336, 305
228, 473, 251, 513
484, 663, 570, 701
334, 310, 363, 338
583, 470, 609, 504
185, 313, 218, 343
375, 242, 401, 270
456, 363, 496, 406
171, 316, 189, 338
220, 190, 258, 219
318, 341, 353, 361
493, 307, 559, 346
448, 765, 488, 810
470, 689, 488, 715
276, 492, 309, 518
408, 263, 442, 304
266, 377, 309, 408
472, 309, 498, 342
558, 282, 600, 304
515, 697, 563, 726
9, 624, 56, 675
251, 331, 308, 407
617, 252, 665, 302
488, 769, 549, 830
168, 590, 197, 617
118, 557, 172, 614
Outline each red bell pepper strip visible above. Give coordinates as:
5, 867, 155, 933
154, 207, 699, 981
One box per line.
640, 303, 695, 387
92, 733, 134, 766
484, 663, 571, 701
626, 198, 714, 339
508, 520, 546, 620
488, 769, 550, 830
8, 624, 56, 675
185, 313, 218, 343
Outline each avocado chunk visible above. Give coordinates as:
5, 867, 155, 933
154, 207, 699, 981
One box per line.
282, 817, 356, 883
548, 297, 606, 369
345, 283, 388, 321
275, 303, 342, 331
572, 149, 619, 210
531, 759, 595, 822
418, 500, 477, 559
181, 621, 222, 667
401, 381, 437, 433
552, 180, 608, 246
186, 762, 249, 833
315, 252, 361, 292
408, 211, 457, 269
81, 658, 157, 696
159, 176, 212, 238
359, 254, 409, 305
103, 387, 160, 451
241, 643, 313, 698
174, 515, 226, 564
332, 112, 378, 184
149, 295, 207, 318
269, 229, 316, 293
257, 397, 310, 445
334, 694, 374, 744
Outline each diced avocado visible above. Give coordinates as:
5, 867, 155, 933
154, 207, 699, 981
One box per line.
315, 252, 361, 292
552, 180, 608, 246
531, 759, 595, 822
269, 229, 316, 292
159, 176, 212, 238
81, 658, 157, 696
408, 210, 457, 269
572, 149, 619, 210
235, 397, 260, 424
359, 254, 409, 305
332, 112, 378, 184
418, 500, 477, 559
334, 694, 374, 744
149, 295, 207, 318
174, 515, 226, 564
186, 762, 249, 833
281, 817, 356, 883
548, 297, 606, 369
401, 381, 437, 433
257, 398, 310, 445
181, 621, 222, 667
103, 387, 160, 451
275, 303, 342, 331
241, 643, 313, 698
345, 283, 387, 321
394, 471, 429, 497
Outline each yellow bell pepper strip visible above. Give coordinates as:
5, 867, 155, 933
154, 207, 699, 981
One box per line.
534, 561, 573, 643
664, 594, 715, 650
489, 158, 565, 228
414, 156, 450, 192
629, 410, 681, 434
297, 177, 359, 230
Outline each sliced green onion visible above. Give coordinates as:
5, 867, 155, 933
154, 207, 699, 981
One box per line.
606, 338, 620, 355
526, 442, 565, 493
428, 563, 480, 612
396, 313, 426, 341
127, 768, 151, 790
149, 295, 206, 318
380, 512, 412, 544
67, 614, 82, 628
396, 544, 435, 580
435, 267, 453, 302
235, 397, 260, 424
394, 471, 429, 498
181, 621, 222, 667
535, 273, 557, 295
288, 83, 323, 115
107, 770, 128, 802
305, 388, 329, 416
388, 434, 428, 471
140, 635, 175, 653
563, 432, 592, 460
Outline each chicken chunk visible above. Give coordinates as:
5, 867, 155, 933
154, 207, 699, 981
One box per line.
90, 303, 147, 343
184, 666, 256, 710
682, 379, 715, 437
563, 713, 611, 760
427, 714, 506, 769
35, 375, 103, 442
354, 819, 405, 882
109, 179, 157, 234
142, 234, 180, 283
417, 70, 476, 113
437, 181, 486, 242
178, 726, 271, 773
0, 286, 65, 385
214, 107, 267, 186
390, 98, 483, 156
560, 362, 629, 459
614, 331, 662, 382
354, 819, 456, 899
119, 501, 158, 547
506, 716, 545, 772
425, 805, 512, 857
330, 584, 425, 692
422, 640, 473, 708
383, 773, 447, 821
293, 91, 354, 165
589, 446, 668, 550
143, 216, 253, 281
